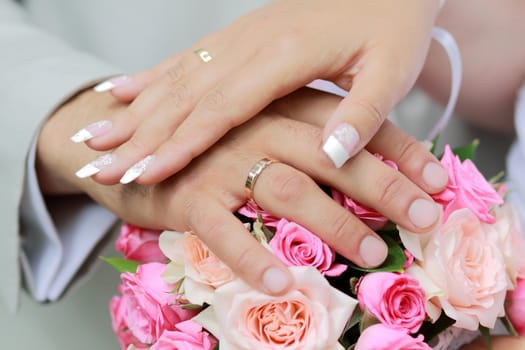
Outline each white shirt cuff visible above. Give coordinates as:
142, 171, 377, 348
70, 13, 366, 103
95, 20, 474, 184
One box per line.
20, 135, 117, 302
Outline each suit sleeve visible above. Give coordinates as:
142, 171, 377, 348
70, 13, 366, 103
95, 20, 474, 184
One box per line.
0, 0, 121, 312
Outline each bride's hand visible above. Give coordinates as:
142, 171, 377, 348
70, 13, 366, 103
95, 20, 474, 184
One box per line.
71, 0, 441, 185
40, 88, 444, 296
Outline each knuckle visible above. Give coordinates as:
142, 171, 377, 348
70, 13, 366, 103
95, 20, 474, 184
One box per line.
394, 137, 422, 164
232, 244, 260, 276
168, 82, 191, 110
126, 136, 149, 154
327, 212, 355, 245
200, 89, 229, 113
166, 61, 185, 84
353, 99, 385, 126
267, 168, 309, 204
375, 173, 404, 207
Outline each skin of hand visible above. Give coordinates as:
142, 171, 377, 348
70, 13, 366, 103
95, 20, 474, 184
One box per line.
38, 87, 445, 296
72, 0, 442, 185
418, 0, 525, 133
461, 336, 525, 350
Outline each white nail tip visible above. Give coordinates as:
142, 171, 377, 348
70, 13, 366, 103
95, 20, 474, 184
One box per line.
322, 135, 350, 168
120, 155, 155, 184
75, 154, 115, 179
93, 80, 117, 92
75, 163, 101, 178
70, 128, 93, 143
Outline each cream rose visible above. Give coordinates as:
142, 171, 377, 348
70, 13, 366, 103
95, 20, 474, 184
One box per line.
400, 208, 508, 330
159, 231, 235, 305
195, 266, 357, 350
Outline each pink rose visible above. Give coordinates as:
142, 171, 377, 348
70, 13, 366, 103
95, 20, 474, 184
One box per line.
269, 219, 347, 276
332, 190, 388, 230
150, 320, 217, 350
237, 200, 280, 227
357, 272, 426, 333
403, 249, 415, 270
119, 263, 198, 344
198, 266, 357, 350
116, 223, 165, 263
160, 231, 235, 305
506, 277, 525, 335
332, 153, 397, 230
433, 145, 503, 223
355, 324, 431, 350
400, 208, 508, 330
109, 296, 145, 350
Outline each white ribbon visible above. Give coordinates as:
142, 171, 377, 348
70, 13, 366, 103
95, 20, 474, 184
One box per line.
426, 27, 463, 141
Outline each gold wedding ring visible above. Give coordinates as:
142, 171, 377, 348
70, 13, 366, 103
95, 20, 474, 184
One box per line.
244, 158, 279, 201
194, 48, 213, 63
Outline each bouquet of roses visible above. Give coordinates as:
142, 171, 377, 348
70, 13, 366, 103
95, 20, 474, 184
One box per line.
105, 141, 525, 350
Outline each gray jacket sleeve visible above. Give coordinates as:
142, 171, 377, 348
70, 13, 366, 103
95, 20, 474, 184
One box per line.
0, 0, 121, 312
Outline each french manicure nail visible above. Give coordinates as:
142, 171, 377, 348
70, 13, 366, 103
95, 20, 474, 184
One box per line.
75, 154, 115, 178
423, 162, 449, 189
262, 267, 291, 294
70, 120, 112, 143
322, 123, 360, 168
120, 155, 155, 184
359, 235, 388, 267
408, 198, 440, 229
93, 75, 132, 92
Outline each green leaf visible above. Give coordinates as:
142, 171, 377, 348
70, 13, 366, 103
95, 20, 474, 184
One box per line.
344, 308, 363, 335
430, 134, 440, 155
479, 325, 493, 350
100, 256, 140, 273
339, 310, 363, 348
500, 315, 519, 336
451, 139, 479, 161
213, 344, 219, 350
346, 234, 406, 273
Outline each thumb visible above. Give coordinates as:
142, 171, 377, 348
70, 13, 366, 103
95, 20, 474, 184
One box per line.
322, 58, 413, 168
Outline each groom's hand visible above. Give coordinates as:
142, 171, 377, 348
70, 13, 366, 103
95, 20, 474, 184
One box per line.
37, 88, 444, 296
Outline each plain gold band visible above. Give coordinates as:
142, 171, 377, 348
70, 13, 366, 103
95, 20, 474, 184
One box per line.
244, 158, 279, 200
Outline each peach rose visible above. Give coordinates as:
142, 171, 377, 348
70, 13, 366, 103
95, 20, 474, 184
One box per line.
159, 231, 235, 305
400, 208, 508, 330
196, 266, 357, 350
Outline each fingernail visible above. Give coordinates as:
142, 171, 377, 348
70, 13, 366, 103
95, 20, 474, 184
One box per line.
93, 75, 132, 92
262, 267, 291, 294
423, 162, 449, 189
75, 154, 115, 178
322, 123, 360, 168
359, 236, 388, 267
70, 120, 112, 143
408, 198, 440, 228
120, 155, 155, 184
